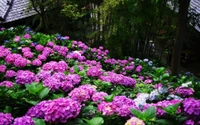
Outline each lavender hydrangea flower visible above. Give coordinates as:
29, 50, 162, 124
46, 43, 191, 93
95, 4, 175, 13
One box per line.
23, 51, 34, 59
54, 60, 68, 72
16, 70, 36, 85
92, 92, 108, 102
13, 36, 20, 42
13, 116, 34, 125
135, 65, 142, 72
97, 101, 116, 116
0, 112, 13, 125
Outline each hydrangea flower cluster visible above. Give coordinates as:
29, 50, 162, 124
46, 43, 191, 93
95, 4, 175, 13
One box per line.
97, 101, 116, 116
0, 81, 13, 88
0, 112, 13, 125
16, 70, 36, 85
5, 70, 16, 78
35, 44, 44, 51
13, 116, 34, 125
87, 66, 102, 77
68, 84, 96, 102
135, 65, 142, 72
92, 92, 108, 102
0, 64, 6, 73
37, 70, 52, 81
0, 46, 11, 58
183, 98, 200, 119
100, 72, 136, 87
66, 51, 86, 61
113, 96, 138, 117
26, 98, 81, 124
32, 59, 42, 66
65, 74, 81, 85
175, 87, 194, 97
43, 72, 73, 92
125, 117, 145, 125
42, 61, 68, 72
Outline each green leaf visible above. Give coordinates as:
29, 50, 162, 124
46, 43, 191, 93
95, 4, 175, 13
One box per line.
74, 65, 80, 73
39, 88, 50, 99
130, 108, 143, 119
155, 119, 173, 125
162, 102, 181, 115
90, 117, 104, 125
83, 117, 104, 125
3, 106, 12, 113
33, 118, 46, 125
143, 106, 156, 120
104, 94, 115, 102
22, 98, 38, 105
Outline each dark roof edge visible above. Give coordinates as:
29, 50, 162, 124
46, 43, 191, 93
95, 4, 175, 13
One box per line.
2, 0, 15, 22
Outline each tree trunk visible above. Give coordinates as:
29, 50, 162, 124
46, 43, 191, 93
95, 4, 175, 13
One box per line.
171, 0, 190, 75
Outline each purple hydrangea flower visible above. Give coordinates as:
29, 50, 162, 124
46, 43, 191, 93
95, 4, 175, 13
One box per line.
0, 81, 13, 88
14, 36, 20, 42
37, 54, 47, 61
87, 66, 102, 77
23, 34, 31, 39
113, 96, 138, 117
14, 57, 27, 67
32, 59, 42, 66
0, 112, 13, 125
46, 41, 54, 47
37, 70, 52, 81
183, 98, 200, 117
54, 60, 68, 72
16, 70, 36, 85
175, 87, 194, 97
0, 64, 6, 73
92, 92, 108, 102
135, 65, 142, 72
13, 116, 34, 125
184, 119, 194, 125
65, 74, 81, 85
97, 101, 116, 116
35, 44, 44, 51
5, 70, 16, 78
23, 51, 34, 59
22, 47, 31, 53
26, 98, 81, 124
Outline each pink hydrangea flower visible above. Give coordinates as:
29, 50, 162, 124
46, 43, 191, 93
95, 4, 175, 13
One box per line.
14, 36, 20, 42
23, 34, 31, 39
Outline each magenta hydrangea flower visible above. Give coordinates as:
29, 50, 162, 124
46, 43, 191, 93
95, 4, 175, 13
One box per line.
87, 66, 102, 77
16, 70, 36, 85
54, 60, 68, 72
135, 65, 142, 72
37, 54, 47, 61
113, 96, 138, 117
26, 98, 81, 124
0, 64, 6, 73
65, 74, 81, 85
0, 112, 13, 125
0, 47, 11, 58
5, 70, 16, 78
42, 61, 57, 71
175, 87, 194, 97
37, 70, 52, 81
14, 57, 27, 67
23, 51, 34, 59
97, 101, 116, 116
14, 36, 20, 42
183, 98, 200, 118
5, 54, 22, 64
32, 59, 42, 66
184, 119, 194, 125
35, 44, 44, 51
0, 81, 13, 88
22, 47, 31, 53
144, 79, 153, 84
23, 34, 31, 39
92, 92, 108, 102
13, 116, 34, 125
46, 41, 54, 47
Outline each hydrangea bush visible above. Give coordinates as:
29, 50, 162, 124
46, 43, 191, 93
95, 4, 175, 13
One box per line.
0, 26, 200, 125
